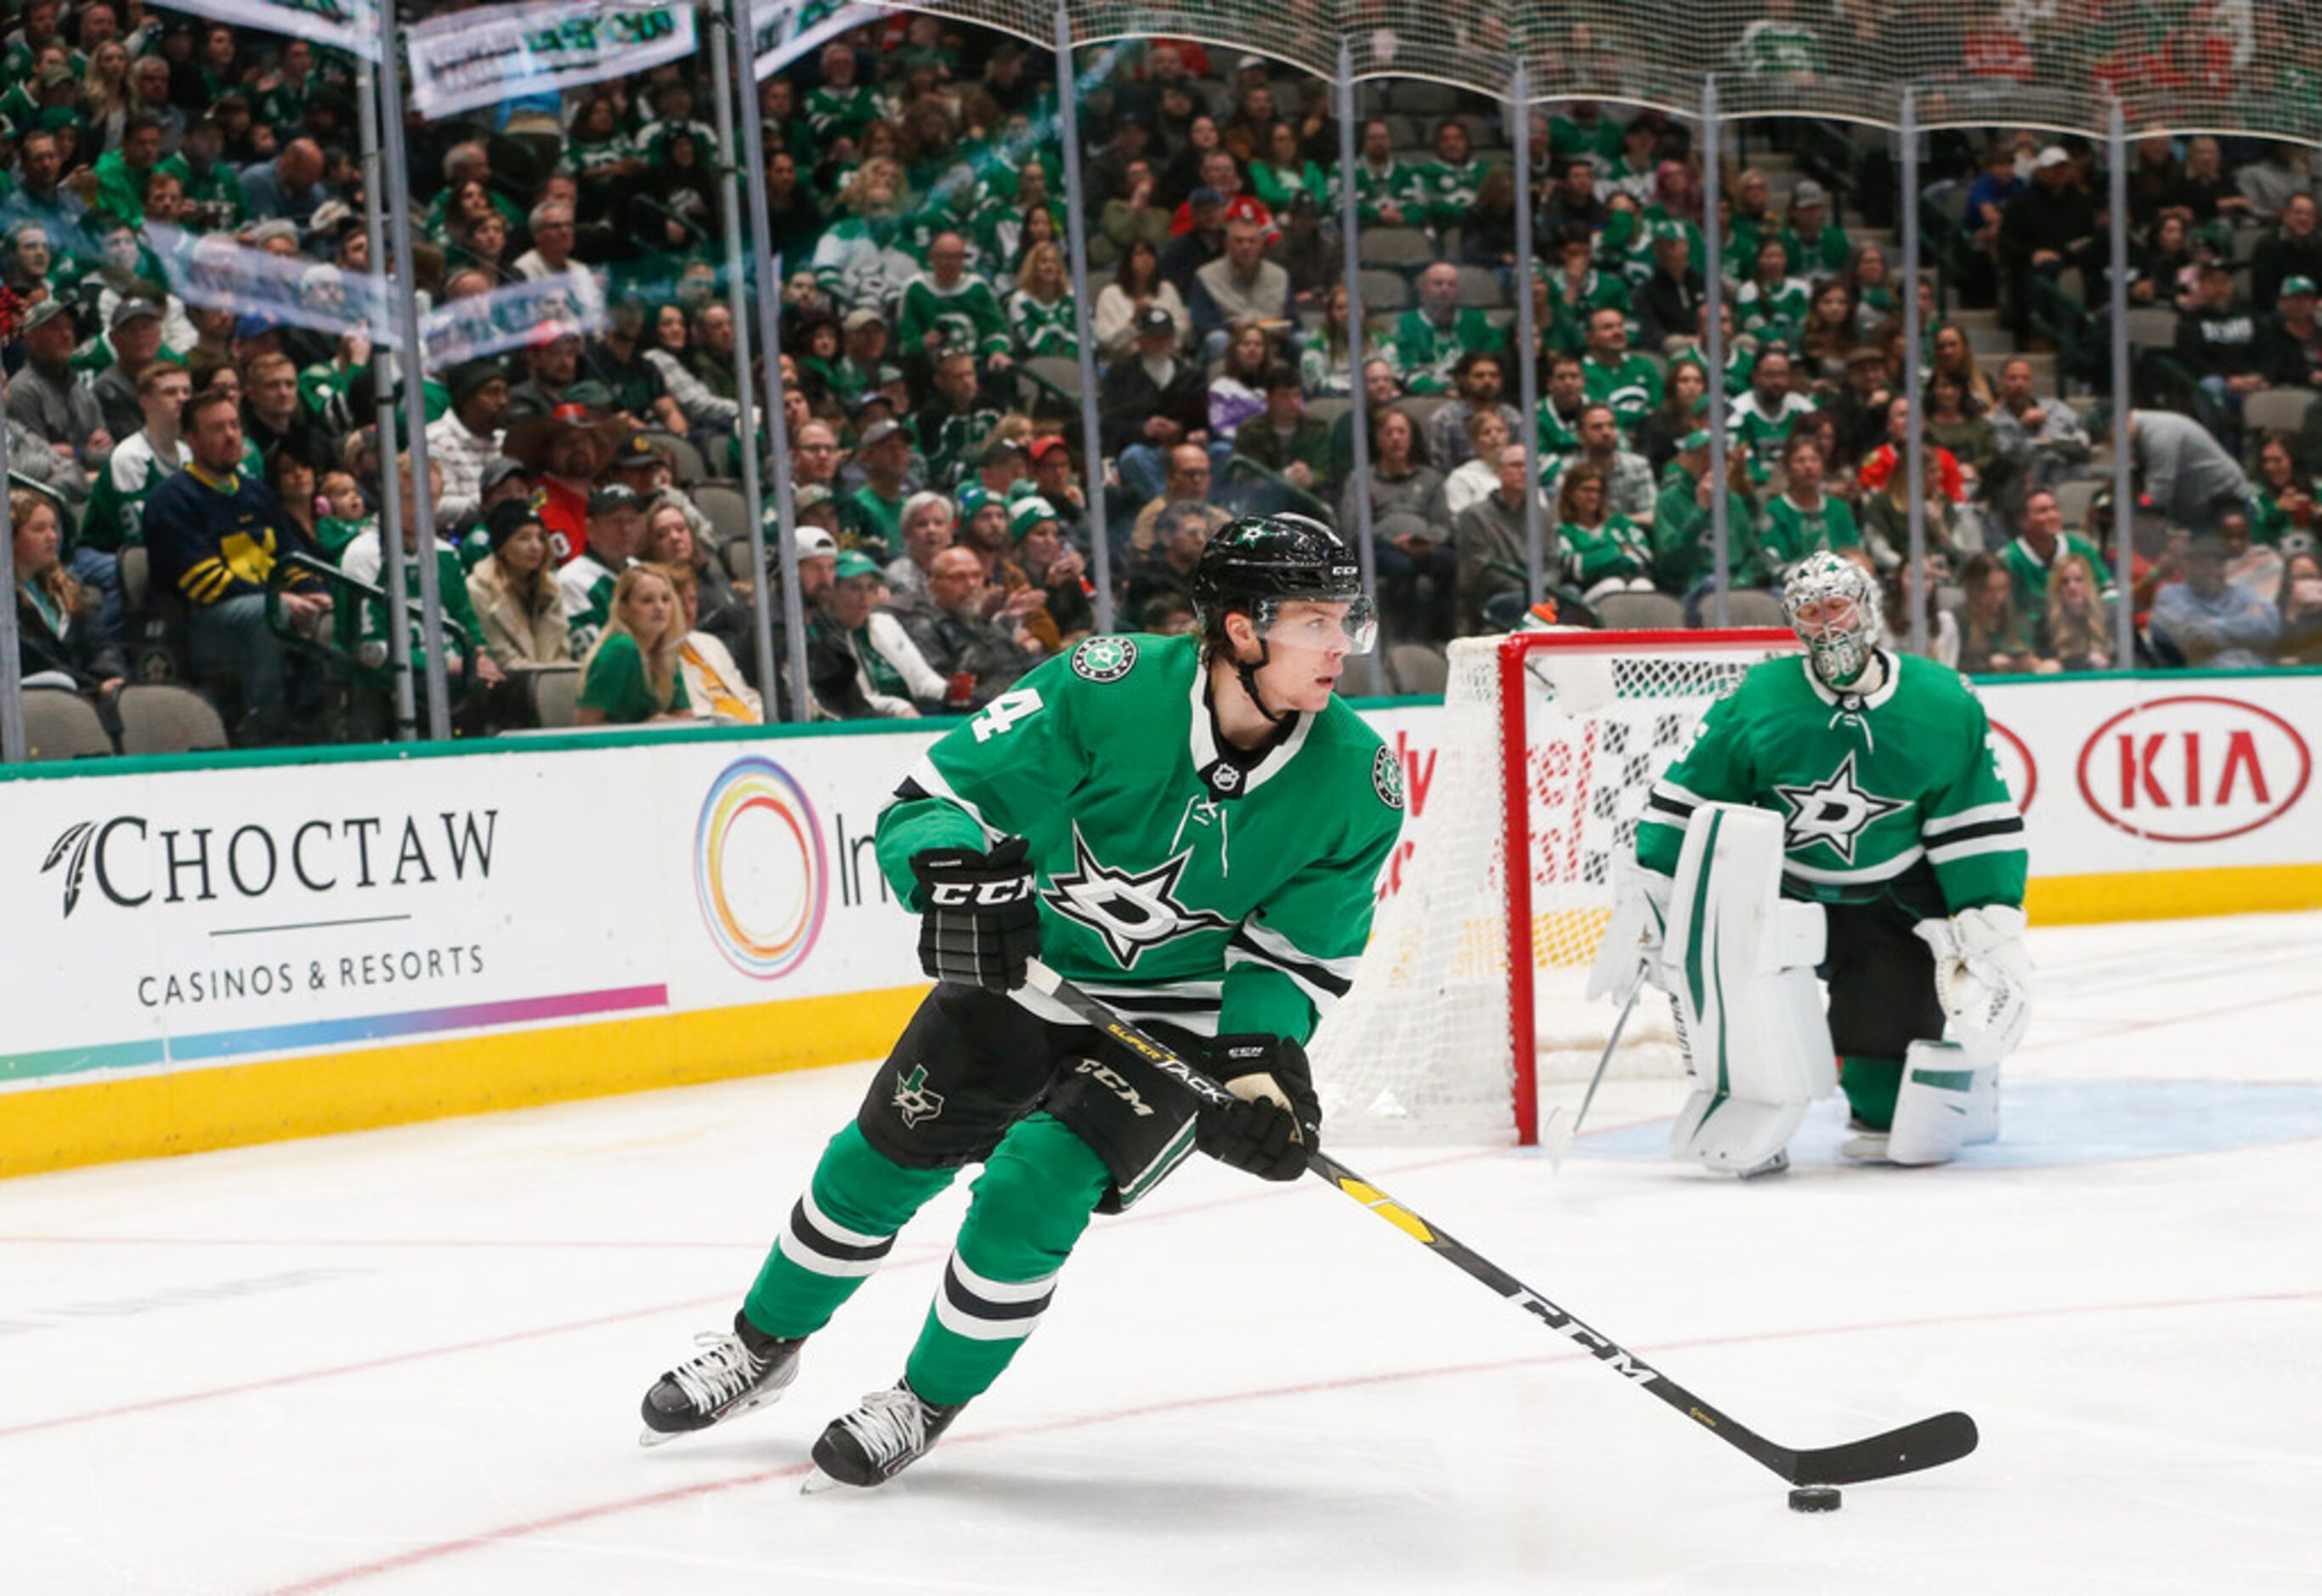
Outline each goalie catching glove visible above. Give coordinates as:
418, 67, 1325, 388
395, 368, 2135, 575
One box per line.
1195, 1034, 1321, 1181
1914, 904, 2031, 1062
910, 837, 1040, 992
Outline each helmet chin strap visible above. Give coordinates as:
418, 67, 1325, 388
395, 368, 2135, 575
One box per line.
1236, 637, 1288, 724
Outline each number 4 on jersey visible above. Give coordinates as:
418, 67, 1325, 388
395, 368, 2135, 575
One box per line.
971, 688, 1045, 743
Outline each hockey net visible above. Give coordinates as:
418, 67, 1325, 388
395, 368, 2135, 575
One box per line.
1310, 629, 1798, 1145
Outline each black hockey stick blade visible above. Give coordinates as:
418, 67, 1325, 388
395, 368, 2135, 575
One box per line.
1782, 1409, 1979, 1486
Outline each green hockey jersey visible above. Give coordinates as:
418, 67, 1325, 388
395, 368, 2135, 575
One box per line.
897, 274, 1012, 362
1760, 491, 1862, 575
1582, 351, 1663, 433
876, 632, 1404, 1044
1637, 652, 2026, 918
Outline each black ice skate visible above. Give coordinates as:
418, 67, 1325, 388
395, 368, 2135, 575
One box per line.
801, 1379, 963, 1490
638, 1311, 804, 1446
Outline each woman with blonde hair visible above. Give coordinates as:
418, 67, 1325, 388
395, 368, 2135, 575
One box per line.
82, 40, 135, 152
2041, 552, 2113, 671
810, 156, 918, 310
1929, 323, 1996, 411
1008, 241, 1076, 359
574, 564, 691, 725
661, 563, 762, 724
14, 488, 127, 694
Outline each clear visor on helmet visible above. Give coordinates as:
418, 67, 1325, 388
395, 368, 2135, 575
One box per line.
1249, 593, 1379, 656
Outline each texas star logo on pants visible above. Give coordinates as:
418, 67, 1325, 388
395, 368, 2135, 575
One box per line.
892, 1064, 947, 1127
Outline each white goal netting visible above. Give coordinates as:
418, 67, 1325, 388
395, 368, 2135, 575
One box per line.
1310, 630, 1795, 1143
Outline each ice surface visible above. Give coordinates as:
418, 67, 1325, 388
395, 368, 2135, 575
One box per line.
5, 913, 2320, 1594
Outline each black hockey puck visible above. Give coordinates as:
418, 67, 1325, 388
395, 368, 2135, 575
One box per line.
1788, 1486, 1842, 1513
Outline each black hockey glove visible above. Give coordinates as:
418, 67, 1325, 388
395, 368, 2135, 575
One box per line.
1195, 1034, 1322, 1182
909, 837, 1040, 993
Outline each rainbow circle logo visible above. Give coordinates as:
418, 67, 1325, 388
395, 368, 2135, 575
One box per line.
694, 756, 830, 979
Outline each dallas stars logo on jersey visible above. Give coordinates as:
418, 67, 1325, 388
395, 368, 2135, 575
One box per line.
1043, 822, 1232, 970
1774, 752, 1908, 865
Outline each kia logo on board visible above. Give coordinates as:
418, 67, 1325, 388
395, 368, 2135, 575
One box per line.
2075, 696, 2313, 842
1988, 717, 2037, 813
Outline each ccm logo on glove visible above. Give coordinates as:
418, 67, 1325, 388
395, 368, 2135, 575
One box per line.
924, 878, 1036, 907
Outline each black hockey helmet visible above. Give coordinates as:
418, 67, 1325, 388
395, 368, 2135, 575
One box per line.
1191, 513, 1373, 649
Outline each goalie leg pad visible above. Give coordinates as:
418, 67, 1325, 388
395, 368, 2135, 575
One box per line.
1659, 803, 1836, 1174
1883, 1041, 2002, 1166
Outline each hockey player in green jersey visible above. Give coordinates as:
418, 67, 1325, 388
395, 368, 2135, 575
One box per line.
1594, 552, 2030, 1174
637, 516, 1402, 1486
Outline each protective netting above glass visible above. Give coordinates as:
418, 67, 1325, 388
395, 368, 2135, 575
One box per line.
901, 0, 2322, 143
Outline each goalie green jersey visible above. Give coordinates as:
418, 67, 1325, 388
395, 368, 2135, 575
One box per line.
875, 632, 1403, 1045
1636, 651, 2025, 918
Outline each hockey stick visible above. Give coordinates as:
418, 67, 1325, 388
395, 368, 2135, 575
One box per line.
1026, 959, 1979, 1489
1539, 969, 1647, 1171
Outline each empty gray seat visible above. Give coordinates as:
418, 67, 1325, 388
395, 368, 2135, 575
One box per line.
112, 684, 228, 754
20, 687, 113, 760
528, 665, 584, 729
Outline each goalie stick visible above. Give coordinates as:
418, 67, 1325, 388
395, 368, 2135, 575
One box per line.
1539, 968, 1646, 1171
1026, 959, 1979, 1489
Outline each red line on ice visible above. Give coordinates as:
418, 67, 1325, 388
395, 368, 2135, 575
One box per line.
261, 1284, 2322, 1593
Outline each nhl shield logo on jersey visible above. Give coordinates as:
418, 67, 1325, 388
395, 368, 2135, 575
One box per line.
1372, 745, 1406, 810
1774, 752, 1909, 864
892, 1064, 947, 1127
1070, 637, 1137, 682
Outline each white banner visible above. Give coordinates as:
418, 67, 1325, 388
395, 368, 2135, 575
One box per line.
0, 735, 926, 1094
147, 224, 394, 342
421, 274, 610, 368
153, 0, 381, 61
408, 0, 698, 120
4, 676, 2316, 1097
750, 0, 896, 82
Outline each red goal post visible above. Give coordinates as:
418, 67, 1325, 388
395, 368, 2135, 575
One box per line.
1311, 628, 1799, 1146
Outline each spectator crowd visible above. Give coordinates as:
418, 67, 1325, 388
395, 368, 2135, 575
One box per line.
9, 3, 2322, 748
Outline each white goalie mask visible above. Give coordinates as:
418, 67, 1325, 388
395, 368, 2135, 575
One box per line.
1783, 552, 1883, 689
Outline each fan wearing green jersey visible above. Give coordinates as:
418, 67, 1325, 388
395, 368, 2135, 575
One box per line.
1604, 553, 2030, 1172
637, 516, 1402, 1488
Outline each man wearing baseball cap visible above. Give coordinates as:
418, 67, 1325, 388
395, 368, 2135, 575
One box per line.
1097, 303, 1209, 502
1025, 435, 1088, 539
559, 484, 647, 652
89, 297, 167, 443
2264, 274, 2322, 390
850, 418, 920, 552
1999, 143, 2095, 339
824, 547, 941, 717
9, 297, 111, 470
1781, 178, 1849, 277
2178, 255, 2265, 453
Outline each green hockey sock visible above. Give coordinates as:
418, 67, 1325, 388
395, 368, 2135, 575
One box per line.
742, 1123, 956, 1342
903, 1113, 1112, 1407
1841, 1056, 1905, 1131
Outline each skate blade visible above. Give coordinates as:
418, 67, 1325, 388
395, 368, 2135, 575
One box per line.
639, 1427, 678, 1449
800, 1468, 848, 1495
1838, 1134, 1892, 1163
